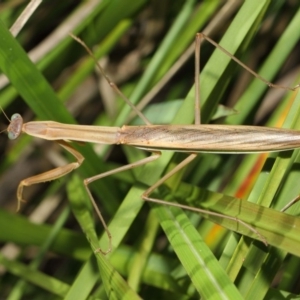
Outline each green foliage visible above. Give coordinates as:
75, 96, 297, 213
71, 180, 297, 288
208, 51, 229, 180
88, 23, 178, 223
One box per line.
0, 0, 300, 298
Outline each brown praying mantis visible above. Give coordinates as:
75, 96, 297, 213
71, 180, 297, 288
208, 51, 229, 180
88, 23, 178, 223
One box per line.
5, 33, 300, 254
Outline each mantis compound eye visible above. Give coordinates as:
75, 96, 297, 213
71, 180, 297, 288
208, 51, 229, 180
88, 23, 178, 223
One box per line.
8, 113, 23, 140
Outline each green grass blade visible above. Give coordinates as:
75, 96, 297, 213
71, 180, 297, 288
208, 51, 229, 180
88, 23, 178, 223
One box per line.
66, 174, 141, 300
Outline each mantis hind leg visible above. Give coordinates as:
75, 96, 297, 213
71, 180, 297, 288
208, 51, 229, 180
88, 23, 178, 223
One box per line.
142, 153, 268, 246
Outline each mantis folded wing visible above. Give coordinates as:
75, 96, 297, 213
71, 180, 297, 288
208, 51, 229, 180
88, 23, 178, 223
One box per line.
6, 33, 300, 254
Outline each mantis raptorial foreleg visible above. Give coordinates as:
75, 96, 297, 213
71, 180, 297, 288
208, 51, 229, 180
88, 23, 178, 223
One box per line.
16, 139, 84, 211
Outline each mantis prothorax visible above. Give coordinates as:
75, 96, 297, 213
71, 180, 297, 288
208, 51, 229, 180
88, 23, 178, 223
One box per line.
5, 33, 300, 254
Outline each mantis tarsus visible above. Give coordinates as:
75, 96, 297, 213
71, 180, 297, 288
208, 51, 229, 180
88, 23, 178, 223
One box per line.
5, 33, 300, 254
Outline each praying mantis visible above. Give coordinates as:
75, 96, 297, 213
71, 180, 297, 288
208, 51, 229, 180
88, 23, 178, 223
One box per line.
4, 32, 300, 254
